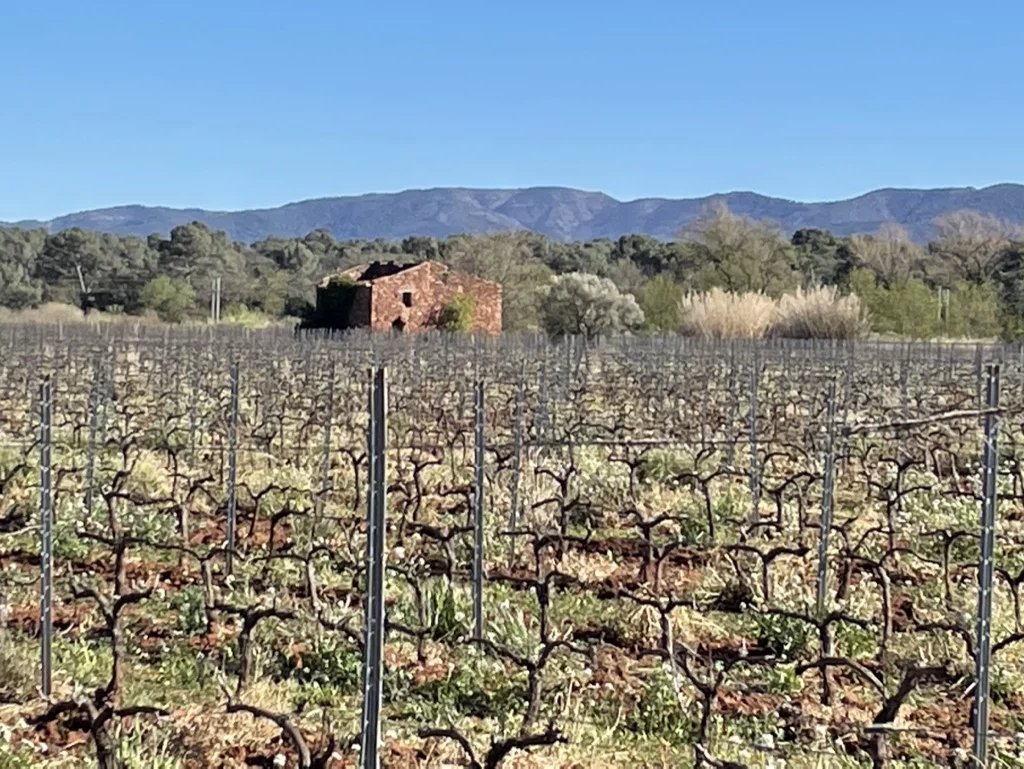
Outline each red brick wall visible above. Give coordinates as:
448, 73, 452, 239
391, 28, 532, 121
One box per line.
368, 262, 502, 334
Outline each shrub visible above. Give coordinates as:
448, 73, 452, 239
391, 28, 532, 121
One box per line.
638, 275, 684, 331
770, 285, 865, 340
851, 270, 1007, 340
623, 666, 695, 743
437, 293, 477, 332
540, 272, 645, 339
0, 637, 36, 702
752, 612, 812, 661
943, 280, 1002, 339
222, 305, 286, 329
270, 631, 362, 688
139, 276, 196, 323
849, 268, 938, 337
679, 288, 776, 339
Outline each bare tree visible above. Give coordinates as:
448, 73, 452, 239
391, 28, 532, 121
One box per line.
931, 209, 1019, 284
848, 223, 924, 288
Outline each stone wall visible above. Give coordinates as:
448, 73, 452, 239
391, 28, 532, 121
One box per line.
368, 262, 502, 334
348, 284, 372, 328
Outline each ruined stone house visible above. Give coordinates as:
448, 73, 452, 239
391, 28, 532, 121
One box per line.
312, 260, 502, 334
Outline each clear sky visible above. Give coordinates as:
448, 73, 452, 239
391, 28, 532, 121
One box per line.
3, 0, 1022, 221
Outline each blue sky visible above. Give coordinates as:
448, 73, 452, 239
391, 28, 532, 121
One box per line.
3, 0, 1022, 220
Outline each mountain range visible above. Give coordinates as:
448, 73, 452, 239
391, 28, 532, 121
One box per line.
7, 184, 1024, 243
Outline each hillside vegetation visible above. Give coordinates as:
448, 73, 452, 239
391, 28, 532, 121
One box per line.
2, 204, 1023, 338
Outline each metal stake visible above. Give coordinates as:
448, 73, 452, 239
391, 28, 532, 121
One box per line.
815, 380, 838, 616
473, 380, 485, 641
360, 367, 388, 769
509, 373, 525, 569
39, 376, 53, 698
748, 360, 761, 525
225, 361, 239, 575
973, 364, 1000, 768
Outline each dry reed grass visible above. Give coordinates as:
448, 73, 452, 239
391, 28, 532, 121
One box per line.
679, 286, 866, 340
771, 286, 865, 340
679, 288, 777, 339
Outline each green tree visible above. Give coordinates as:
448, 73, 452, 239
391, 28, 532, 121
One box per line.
302, 229, 340, 255
539, 272, 644, 339
944, 280, 1001, 338
612, 234, 682, 276
992, 243, 1024, 338
139, 276, 196, 323
545, 239, 614, 275
791, 228, 856, 286
249, 271, 289, 316
35, 228, 100, 307
638, 275, 684, 331
155, 222, 250, 310
98, 233, 158, 311
0, 228, 45, 308
681, 202, 799, 295
442, 232, 552, 331
401, 235, 442, 260
849, 268, 939, 337
603, 258, 646, 293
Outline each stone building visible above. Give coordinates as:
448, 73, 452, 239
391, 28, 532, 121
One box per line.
311, 260, 502, 334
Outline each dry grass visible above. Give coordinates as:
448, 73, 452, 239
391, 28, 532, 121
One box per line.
0, 303, 295, 330
771, 286, 866, 340
679, 288, 776, 339
0, 303, 159, 326
679, 287, 866, 340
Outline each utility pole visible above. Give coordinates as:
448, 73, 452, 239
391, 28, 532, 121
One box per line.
210, 276, 222, 322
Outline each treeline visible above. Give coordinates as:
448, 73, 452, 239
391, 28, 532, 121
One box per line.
2, 202, 1024, 337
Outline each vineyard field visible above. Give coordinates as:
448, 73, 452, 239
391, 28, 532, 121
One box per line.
2, 326, 1024, 769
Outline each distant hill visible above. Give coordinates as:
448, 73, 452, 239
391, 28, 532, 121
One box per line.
8, 184, 1024, 243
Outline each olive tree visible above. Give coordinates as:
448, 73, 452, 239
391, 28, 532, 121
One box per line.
539, 272, 644, 339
